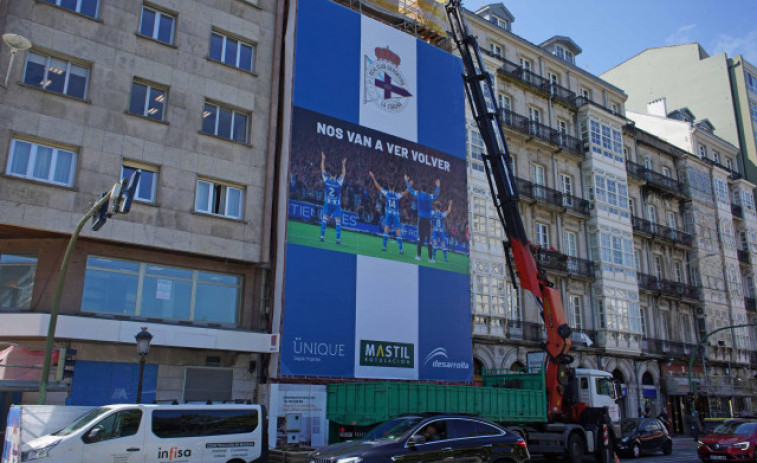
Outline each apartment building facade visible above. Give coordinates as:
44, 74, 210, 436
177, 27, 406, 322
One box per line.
0, 0, 280, 407
464, 4, 656, 419
601, 44, 757, 185
628, 104, 757, 417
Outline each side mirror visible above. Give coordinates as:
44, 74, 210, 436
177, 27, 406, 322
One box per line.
407, 435, 427, 446
84, 426, 103, 443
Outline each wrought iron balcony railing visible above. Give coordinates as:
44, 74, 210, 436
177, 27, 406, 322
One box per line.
571, 96, 625, 119
528, 120, 556, 144
625, 160, 686, 196
631, 216, 693, 247
561, 193, 590, 216
642, 338, 697, 356
637, 272, 699, 300
514, 177, 590, 216
542, 82, 577, 106
534, 248, 595, 279
732, 203, 744, 219
500, 108, 530, 134
550, 131, 583, 155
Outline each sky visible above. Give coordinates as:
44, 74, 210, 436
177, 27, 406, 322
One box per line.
465, 0, 757, 75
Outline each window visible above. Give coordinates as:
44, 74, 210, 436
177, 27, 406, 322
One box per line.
519, 57, 532, 83
548, 72, 560, 91
7, 138, 77, 187
640, 307, 647, 337
746, 71, 757, 93
581, 88, 591, 100
674, 261, 683, 283
196, 179, 243, 219
209, 31, 254, 72
634, 250, 641, 273
558, 120, 568, 134
121, 164, 158, 203
726, 158, 733, 172
139, 5, 175, 44
202, 102, 249, 143
628, 199, 635, 217
41, 0, 98, 18
85, 410, 142, 443
563, 231, 577, 257
647, 204, 657, 223
654, 255, 663, 279
662, 166, 671, 178
561, 174, 574, 207
23, 52, 89, 99
490, 43, 502, 57
519, 57, 531, 71
529, 107, 541, 124
535, 223, 549, 247
497, 94, 511, 111
553, 45, 574, 64
698, 144, 707, 159
153, 408, 258, 438
750, 102, 757, 123
128, 80, 167, 121
468, 130, 485, 173
713, 151, 720, 164
81, 256, 242, 324
0, 253, 37, 310
610, 103, 619, 114
570, 295, 583, 331
667, 211, 676, 229
743, 191, 755, 210
531, 164, 545, 186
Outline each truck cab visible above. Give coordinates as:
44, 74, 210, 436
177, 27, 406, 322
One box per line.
575, 368, 622, 435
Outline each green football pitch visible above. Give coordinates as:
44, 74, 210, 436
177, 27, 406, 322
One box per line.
287, 220, 470, 275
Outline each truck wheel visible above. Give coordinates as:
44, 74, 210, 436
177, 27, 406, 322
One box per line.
566, 433, 585, 463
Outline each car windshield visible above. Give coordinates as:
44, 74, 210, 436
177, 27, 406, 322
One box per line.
621, 419, 640, 434
52, 407, 112, 437
364, 417, 422, 441
713, 422, 757, 435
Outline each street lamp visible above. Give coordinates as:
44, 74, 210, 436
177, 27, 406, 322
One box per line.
135, 327, 153, 404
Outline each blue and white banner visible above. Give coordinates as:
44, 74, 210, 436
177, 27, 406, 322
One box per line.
282, 0, 471, 382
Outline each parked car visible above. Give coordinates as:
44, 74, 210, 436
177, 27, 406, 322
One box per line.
698, 418, 757, 462
308, 414, 529, 463
615, 418, 672, 458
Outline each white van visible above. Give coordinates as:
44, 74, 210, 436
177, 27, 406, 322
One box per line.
20, 404, 267, 463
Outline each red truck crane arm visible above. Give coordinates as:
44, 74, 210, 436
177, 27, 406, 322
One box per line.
445, 0, 574, 422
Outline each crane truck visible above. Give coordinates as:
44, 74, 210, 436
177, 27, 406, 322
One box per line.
325, 2, 622, 462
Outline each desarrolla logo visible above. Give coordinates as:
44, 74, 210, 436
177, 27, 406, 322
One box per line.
158, 446, 191, 461
424, 347, 470, 369
360, 340, 414, 368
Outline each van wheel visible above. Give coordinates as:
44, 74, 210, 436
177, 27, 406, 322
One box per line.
566, 433, 585, 463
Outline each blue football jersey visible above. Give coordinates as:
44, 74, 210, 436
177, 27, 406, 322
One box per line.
432, 210, 447, 231
322, 173, 343, 205
381, 189, 402, 215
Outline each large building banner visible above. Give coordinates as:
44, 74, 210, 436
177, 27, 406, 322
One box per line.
281, 0, 471, 381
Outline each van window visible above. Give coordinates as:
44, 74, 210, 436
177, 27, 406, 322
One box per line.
53, 407, 111, 437
87, 409, 142, 442
152, 409, 259, 438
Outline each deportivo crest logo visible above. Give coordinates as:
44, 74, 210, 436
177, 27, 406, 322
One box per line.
364, 46, 412, 113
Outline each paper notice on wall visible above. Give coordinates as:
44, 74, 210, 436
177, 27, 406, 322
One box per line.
156, 279, 172, 300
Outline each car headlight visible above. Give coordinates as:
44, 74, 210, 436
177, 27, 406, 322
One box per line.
697, 440, 704, 446
21, 442, 59, 462
733, 442, 750, 451
336, 458, 362, 463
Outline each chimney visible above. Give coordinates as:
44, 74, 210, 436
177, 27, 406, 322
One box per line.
647, 98, 667, 117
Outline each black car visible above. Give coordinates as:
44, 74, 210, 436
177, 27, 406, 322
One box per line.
615, 418, 673, 458
309, 414, 529, 463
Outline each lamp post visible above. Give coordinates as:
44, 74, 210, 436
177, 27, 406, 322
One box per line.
135, 327, 153, 404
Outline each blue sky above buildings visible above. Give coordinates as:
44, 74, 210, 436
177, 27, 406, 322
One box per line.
470, 0, 757, 74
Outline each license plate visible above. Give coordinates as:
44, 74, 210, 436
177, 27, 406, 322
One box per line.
710, 456, 727, 461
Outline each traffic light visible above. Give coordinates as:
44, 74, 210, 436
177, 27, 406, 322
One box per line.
91, 193, 110, 231
54, 348, 77, 382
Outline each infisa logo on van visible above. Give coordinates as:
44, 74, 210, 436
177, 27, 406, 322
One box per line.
360, 340, 414, 368
158, 447, 192, 460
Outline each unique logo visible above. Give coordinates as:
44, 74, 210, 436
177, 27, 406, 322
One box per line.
423, 347, 470, 370
291, 337, 346, 363
360, 340, 414, 368
364, 46, 412, 113
157, 446, 192, 461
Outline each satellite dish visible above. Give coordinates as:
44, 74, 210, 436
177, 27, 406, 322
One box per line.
2, 34, 32, 88
2, 34, 32, 51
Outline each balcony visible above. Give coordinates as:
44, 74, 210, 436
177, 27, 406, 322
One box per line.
637, 272, 700, 300
542, 82, 577, 107
738, 249, 750, 264
631, 216, 693, 247
642, 338, 697, 357
497, 58, 552, 95
745, 297, 756, 312
572, 96, 626, 120
732, 203, 744, 219
515, 177, 589, 216
731, 171, 744, 181
550, 131, 583, 155
561, 193, 590, 216
625, 160, 686, 197
528, 120, 557, 145
534, 248, 595, 279
500, 108, 530, 134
